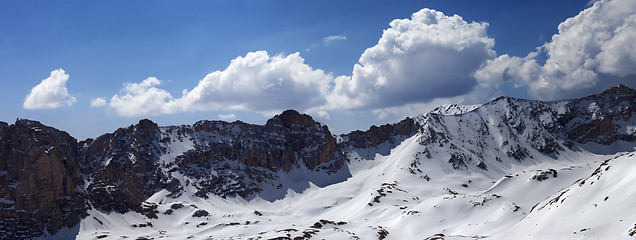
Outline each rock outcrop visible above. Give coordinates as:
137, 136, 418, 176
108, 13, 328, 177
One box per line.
344, 117, 421, 150
0, 111, 345, 238
264, 110, 342, 171
79, 119, 171, 214
0, 120, 85, 239
562, 84, 636, 144
176, 110, 344, 198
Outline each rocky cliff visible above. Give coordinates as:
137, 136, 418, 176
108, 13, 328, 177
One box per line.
0, 120, 86, 239
173, 110, 344, 199
563, 84, 636, 144
0, 110, 346, 239
79, 119, 170, 214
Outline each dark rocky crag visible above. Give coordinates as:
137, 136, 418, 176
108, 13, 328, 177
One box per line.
0, 110, 346, 239
175, 110, 344, 198
79, 119, 170, 214
344, 117, 420, 150
0, 120, 86, 239
183, 109, 342, 173
0, 85, 635, 239
563, 84, 636, 144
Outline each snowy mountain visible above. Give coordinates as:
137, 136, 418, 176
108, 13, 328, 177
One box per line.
1, 84, 635, 239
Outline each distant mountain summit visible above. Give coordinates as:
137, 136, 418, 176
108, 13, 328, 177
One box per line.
1, 84, 635, 239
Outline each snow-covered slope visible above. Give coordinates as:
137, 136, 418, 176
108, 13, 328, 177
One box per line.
499, 152, 636, 239
65, 85, 636, 239
69, 135, 635, 240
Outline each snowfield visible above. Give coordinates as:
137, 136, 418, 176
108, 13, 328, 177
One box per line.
57, 135, 635, 240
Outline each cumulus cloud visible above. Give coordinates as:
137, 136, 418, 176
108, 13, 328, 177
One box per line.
100, 2, 635, 122
474, 52, 542, 88
100, 9, 501, 120
23, 69, 76, 109
178, 51, 332, 113
323, 35, 347, 45
109, 77, 178, 117
105, 51, 333, 117
90, 98, 107, 107
475, 0, 636, 100
327, 8, 496, 110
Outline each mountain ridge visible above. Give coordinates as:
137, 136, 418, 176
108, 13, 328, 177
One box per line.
1, 84, 635, 239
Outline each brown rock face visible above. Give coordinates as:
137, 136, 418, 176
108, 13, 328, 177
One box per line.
563, 84, 636, 144
182, 110, 341, 172
344, 117, 420, 150
0, 119, 85, 239
174, 110, 344, 198
268, 109, 318, 128
264, 110, 341, 171
79, 119, 170, 214
77, 111, 343, 202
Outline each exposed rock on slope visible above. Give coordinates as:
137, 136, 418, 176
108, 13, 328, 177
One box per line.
79, 109, 344, 209
79, 119, 170, 214
343, 117, 420, 151
562, 84, 636, 144
174, 110, 344, 198
0, 120, 85, 239
0, 110, 346, 239
411, 84, 636, 171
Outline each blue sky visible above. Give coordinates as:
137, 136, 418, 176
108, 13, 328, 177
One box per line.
1, 0, 635, 140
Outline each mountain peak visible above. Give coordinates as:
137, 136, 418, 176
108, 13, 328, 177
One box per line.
136, 118, 159, 130
267, 109, 318, 128
599, 84, 636, 96
14, 118, 43, 127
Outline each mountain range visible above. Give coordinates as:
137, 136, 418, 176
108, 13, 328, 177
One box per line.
1, 84, 635, 239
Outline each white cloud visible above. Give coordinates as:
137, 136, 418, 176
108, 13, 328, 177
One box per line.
90, 98, 107, 107
369, 82, 505, 124
587, 0, 601, 7
218, 113, 236, 120
178, 51, 332, 114
23, 69, 76, 109
327, 8, 496, 110
323, 35, 347, 45
596, 14, 636, 76
105, 51, 333, 117
101, 2, 635, 121
108, 77, 178, 117
305, 109, 330, 126
474, 51, 542, 88
101, 9, 500, 120
475, 0, 636, 100
354, 0, 636, 121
